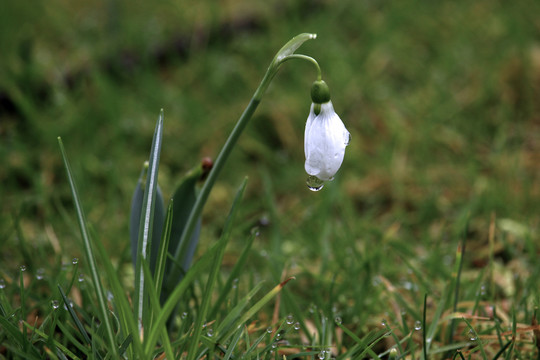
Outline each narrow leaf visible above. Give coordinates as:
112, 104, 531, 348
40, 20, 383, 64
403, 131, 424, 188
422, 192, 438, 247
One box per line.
186, 178, 248, 360
134, 110, 164, 330
57, 137, 118, 357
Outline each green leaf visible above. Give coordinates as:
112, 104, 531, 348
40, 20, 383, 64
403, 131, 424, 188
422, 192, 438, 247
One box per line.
274, 33, 317, 63
164, 164, 203, 293
57, 137, 118, 357
134, 109, 164, 330
186, 178, 248, 360
130, 163, 166, 273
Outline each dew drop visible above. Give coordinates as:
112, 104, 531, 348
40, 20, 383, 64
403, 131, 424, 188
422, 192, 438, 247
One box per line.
334, 317, 342, 325
294, 322, 301, 330
318, 350, 326, 359
306, 175, 324, 192
271, 342, 277, 349
275, 332, 282, 340
266, 326, 273, 334
286, 314, 294, 325
381, 319, 387, 327
20, 265, 27, 272
206, 328, 214, 337
232, 278, 239, 289
0, 279, 5, 289
414, 320, 422, 331
72, 258, 79, 265
78, 274, 85, 283
468, 329, 477, 341
36, 268, 45, 280
51, 300, 60, 310
309, 304, 317, 314
181, 312, 188, 319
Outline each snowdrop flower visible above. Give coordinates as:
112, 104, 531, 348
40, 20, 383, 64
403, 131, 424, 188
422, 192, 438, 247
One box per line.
304, 80, 350, 191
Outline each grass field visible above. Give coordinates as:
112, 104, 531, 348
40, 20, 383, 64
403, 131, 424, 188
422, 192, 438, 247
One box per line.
1, 0, 540, 358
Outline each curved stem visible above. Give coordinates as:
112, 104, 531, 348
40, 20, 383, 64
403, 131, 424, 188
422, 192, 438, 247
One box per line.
166, 41, 319, 292
280, 54, 322, 80
167, 65, 276, 291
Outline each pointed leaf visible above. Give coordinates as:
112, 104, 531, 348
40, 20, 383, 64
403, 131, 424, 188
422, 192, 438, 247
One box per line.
134, 109, 164, 329
129, 163, 166, 273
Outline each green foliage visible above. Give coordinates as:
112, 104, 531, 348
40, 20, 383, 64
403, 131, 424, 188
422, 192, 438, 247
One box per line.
1, 0, 540, 358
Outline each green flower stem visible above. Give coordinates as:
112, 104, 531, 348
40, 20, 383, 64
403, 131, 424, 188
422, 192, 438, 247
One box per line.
281, 54, 322, 81
166, 34, 318, 291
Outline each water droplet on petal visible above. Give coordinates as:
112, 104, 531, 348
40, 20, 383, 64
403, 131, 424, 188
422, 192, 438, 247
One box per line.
414, 320, 422, 331
334, 317, 342, 325
51, 300, 59, 310
306, 175, 324, 191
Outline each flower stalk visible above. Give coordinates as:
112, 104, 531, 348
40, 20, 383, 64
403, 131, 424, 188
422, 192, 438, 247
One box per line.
166, 33, 320, 291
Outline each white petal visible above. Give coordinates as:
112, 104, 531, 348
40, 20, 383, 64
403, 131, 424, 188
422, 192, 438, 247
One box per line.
304, 101, 350, 181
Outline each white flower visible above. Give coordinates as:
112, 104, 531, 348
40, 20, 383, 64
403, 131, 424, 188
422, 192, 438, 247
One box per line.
304, 101, 350, 181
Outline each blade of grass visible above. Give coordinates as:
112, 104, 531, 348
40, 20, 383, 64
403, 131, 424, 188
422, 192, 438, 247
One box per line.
218, 277, 296, 345
57, 285, 96, 356
57, 137, 118, 357
208, 230, 256, 320
447, 223, 468, 348
186, 178, 248, 360
92, 220, 144, 357
144, 230, 226, 352
134, 109, 164, 331
214, 281, 265, 343
23, 321, 81, 359
141, 259, 175, 359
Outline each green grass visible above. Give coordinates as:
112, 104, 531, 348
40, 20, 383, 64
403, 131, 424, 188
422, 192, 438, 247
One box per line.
1, 0, 540, 358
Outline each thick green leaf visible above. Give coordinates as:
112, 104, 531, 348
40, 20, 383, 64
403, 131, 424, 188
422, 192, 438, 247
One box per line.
130, 164, 166, 273
134, 109, 164, 330
165, 164, 203, 291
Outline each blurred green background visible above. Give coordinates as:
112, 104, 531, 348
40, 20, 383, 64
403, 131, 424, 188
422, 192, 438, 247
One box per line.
1, 0, 539, 321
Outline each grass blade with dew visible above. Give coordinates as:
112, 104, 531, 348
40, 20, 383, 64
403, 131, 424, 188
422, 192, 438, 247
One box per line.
208, 229, 256, 320
57, 285, 95, 355
186, 178, 248, 360
57, 137, 118, 357
134, 109, 164, 332
214, 281, 265, 343
218, 277, 296, 345
130, 162, 166, 274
